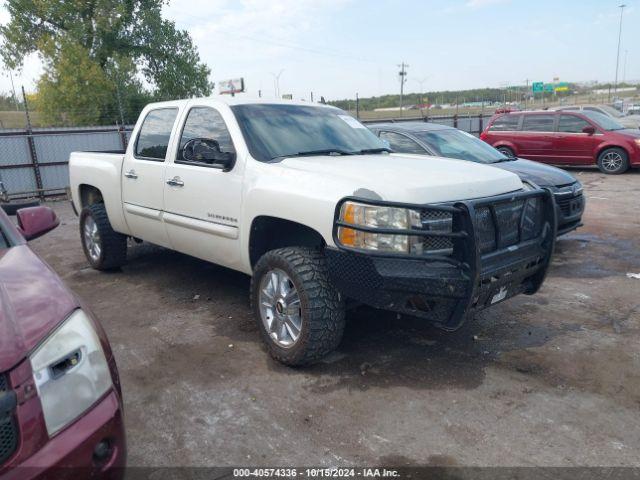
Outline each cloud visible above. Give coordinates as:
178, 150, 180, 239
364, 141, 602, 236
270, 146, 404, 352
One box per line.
163, 0, 354, 98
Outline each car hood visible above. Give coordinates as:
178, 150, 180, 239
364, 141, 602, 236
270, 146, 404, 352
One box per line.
619, 116, 640, 128
277, 153, 523, 203
492, 158, 577, 188
613, 128, 640, 138
0, 245, 77, 372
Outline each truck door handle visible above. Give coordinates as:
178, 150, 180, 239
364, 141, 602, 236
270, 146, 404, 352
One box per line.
166, 176, 184, 187
124, 170, 138, 179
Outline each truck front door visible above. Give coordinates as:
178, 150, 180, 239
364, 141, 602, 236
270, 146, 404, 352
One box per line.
162, 106, 244, 271
122, 107, 178, 248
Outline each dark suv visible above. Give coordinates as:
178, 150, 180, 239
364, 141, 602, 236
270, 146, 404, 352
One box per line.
368, 122, 584, 236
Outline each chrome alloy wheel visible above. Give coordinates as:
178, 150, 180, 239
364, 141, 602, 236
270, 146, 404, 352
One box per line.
83, 216, 102, 262
601, 151, 624, 172
258, 268, 302, 348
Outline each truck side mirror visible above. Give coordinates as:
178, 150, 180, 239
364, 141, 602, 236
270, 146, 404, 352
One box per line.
582, 126, 596, 135
182, 138, 235, 170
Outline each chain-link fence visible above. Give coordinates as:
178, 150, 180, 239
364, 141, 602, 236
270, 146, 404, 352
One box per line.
359, 112, 491, 135
0, 126, 132, 200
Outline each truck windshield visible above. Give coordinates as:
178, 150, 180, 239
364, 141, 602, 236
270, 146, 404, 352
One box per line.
413, 129, 507, 163
231, 104, 388, 162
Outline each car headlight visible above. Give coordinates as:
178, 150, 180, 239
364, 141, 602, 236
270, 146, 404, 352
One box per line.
30, 309, 112, 436
634, 139, 640, 147
336, 201, 452, 255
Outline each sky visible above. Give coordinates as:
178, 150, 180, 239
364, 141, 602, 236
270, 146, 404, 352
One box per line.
0, 0, 638, 101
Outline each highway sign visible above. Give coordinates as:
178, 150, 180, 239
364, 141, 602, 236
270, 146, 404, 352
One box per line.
532, 82, 544, 93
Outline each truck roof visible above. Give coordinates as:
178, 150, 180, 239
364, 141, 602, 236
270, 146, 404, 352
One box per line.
143, 97, 336, 109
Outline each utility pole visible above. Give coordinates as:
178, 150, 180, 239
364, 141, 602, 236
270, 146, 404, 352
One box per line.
524, 79, 529, 110
614, 4, 626, 98
398, 62, 408, 116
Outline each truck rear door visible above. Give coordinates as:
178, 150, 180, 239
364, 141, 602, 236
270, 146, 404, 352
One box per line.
162, 105, 244, 270
122, 107, 178, 248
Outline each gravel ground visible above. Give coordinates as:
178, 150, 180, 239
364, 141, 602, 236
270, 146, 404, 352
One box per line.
29, 169, 640, 468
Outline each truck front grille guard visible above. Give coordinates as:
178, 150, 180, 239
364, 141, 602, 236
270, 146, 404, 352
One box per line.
332, 188, 557, 330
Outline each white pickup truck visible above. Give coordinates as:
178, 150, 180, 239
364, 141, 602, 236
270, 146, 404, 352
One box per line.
69, 98, 557, 365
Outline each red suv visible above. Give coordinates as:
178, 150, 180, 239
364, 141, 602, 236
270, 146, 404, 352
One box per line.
480, 110, 640, 174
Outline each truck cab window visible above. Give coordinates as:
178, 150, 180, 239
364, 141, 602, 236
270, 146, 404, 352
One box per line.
177, 107, 235, 163
135, 108, 178, 160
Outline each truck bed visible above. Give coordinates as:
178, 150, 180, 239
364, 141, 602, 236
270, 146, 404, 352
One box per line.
68, 150, 128, 233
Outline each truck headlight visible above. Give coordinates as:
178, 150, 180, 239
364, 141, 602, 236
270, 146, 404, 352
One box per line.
336, 201, 424, 253
30, 309, 112, 436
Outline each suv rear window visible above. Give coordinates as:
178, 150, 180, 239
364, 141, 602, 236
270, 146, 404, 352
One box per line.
522, 114, 555, 132
489, 114, 520, 131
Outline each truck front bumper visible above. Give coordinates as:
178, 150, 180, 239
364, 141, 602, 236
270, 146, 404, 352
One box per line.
327, 189, 556, 331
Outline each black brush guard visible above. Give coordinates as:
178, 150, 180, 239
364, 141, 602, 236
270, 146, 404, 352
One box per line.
326, 188, 557, 331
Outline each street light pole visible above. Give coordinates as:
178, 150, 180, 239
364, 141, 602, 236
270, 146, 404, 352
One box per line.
613, 4, 626, 98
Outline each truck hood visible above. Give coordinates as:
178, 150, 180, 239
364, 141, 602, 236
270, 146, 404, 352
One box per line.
277, 153, 523, 203
0, 245, 77, 372
493, 158, 577, 188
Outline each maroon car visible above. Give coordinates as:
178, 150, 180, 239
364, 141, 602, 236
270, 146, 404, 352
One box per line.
480, 110, 640, 174
0, 206, 125, 479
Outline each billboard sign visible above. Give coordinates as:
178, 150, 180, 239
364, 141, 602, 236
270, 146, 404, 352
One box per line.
219, 78, 245, 95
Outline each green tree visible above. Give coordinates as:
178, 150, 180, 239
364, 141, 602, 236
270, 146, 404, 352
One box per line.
1, 0, 212, 125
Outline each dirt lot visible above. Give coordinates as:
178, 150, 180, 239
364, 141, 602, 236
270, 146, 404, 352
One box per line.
30, 169, 640, 468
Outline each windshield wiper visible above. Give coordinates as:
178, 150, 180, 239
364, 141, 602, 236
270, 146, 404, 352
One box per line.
293, 149, 356, 157
355, 147, 392, 154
